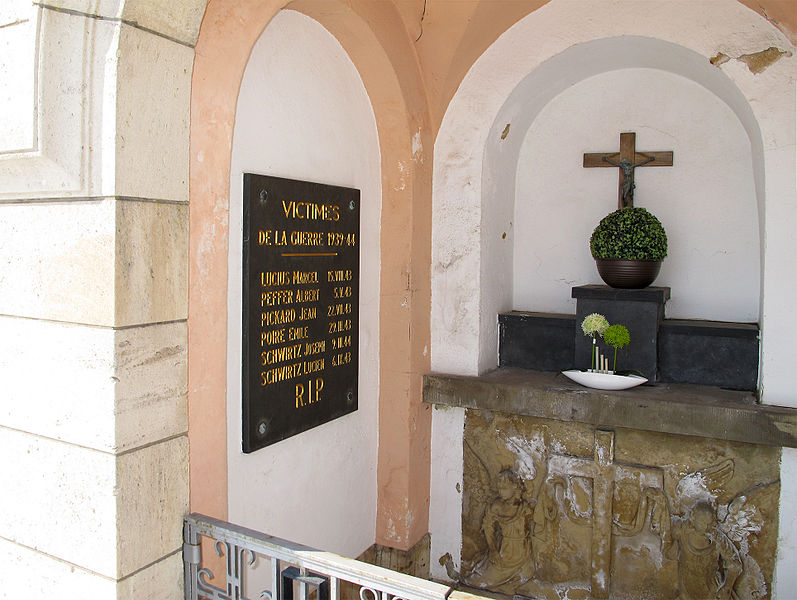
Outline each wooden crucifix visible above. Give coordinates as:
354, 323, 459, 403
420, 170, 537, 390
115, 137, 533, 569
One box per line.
584, 132, 673, 209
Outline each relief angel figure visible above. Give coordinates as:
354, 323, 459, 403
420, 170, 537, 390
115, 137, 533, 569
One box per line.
670, 500, 743, 600
669, 458, 773, 600
443, 468, 537, 591
476, 469, 537, 587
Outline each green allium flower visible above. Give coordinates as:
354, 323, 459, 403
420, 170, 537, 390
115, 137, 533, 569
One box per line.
604, 324, 630, 349
604, 324, 631, 372
581, 313, 609, 337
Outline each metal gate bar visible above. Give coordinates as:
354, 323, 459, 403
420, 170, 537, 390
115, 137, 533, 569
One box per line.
183, 513, 479, 600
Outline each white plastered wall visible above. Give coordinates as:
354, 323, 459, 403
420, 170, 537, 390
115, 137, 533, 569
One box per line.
429, 0, 796, 591
227, 10, 381, 560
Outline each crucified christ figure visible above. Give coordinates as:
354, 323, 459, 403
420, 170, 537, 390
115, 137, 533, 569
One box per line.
602, 155, 655, 208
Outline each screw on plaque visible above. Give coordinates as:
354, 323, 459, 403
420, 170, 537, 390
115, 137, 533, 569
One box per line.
260, 190, 268, 204
349, 200, 356, 211
346, 390, 354, 404
257, 421, 268, 436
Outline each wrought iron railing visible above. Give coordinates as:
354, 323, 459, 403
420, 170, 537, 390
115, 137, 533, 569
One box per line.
183, 513, 480, 600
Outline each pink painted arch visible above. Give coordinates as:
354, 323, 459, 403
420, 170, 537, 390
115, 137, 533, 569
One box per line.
188, 0, 434, 551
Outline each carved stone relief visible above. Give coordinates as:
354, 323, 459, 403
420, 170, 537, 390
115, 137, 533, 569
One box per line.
446, 410, 780, 600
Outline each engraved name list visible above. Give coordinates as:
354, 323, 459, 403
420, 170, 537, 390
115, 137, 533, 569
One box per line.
242, 174, 359, 453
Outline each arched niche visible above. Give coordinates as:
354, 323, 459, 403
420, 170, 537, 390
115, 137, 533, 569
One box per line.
429, 4, 795, 587
431, 1, 794, 404
492, 36, 761, 322
189, 0, 433, 552
225, 9, 382, 556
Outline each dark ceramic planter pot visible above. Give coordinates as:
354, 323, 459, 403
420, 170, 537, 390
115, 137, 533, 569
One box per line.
595, 258, 662, 289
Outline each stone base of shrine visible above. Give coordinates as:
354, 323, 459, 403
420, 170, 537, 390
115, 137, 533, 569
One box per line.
425, 369, 797, 600
357, 533, 431, 580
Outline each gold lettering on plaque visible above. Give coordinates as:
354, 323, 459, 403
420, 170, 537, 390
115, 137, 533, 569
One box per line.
328, 319, 352, 334
303, 358, 325, 374
263, 230, 286, 245
261, 362, 302, 386
260, 343, 303, 366
298, 306, 317, 320
290, 230, 324, 246
333, 286, 352, 299
261, 271, 291, 287
292, 271, 319, 285
261, 308, 296, 327
295, 377, 324, 407
261, 328, 285, 346
331, 335, 351, 350
282, 200, 340, 222
304, 340, 326, 355
295, 288, 320, 303
261, 289, 294, 307
327, 303, 351, 317
287, 326, 309, 341
326, 232, 356, 246
327, 269, 353, 282
331, 352, 352, 367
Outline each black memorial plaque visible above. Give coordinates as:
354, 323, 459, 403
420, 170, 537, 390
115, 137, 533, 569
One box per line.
242, 173, 359, 452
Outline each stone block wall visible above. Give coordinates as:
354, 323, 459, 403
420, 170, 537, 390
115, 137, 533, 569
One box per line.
0, 3, 204, 597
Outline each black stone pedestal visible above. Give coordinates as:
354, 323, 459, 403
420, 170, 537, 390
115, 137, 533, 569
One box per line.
659, 319, 759, 390
499, 312, 575, 371
573, 285, 670, 381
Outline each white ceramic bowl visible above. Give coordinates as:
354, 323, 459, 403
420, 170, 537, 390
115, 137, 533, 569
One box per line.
561, 369, 648, 390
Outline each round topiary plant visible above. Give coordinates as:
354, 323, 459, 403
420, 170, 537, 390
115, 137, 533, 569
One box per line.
589, 207, 667, 288
589, 207, 667, 260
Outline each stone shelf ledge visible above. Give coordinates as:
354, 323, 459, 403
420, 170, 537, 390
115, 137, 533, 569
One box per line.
423, 368, 797, 448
